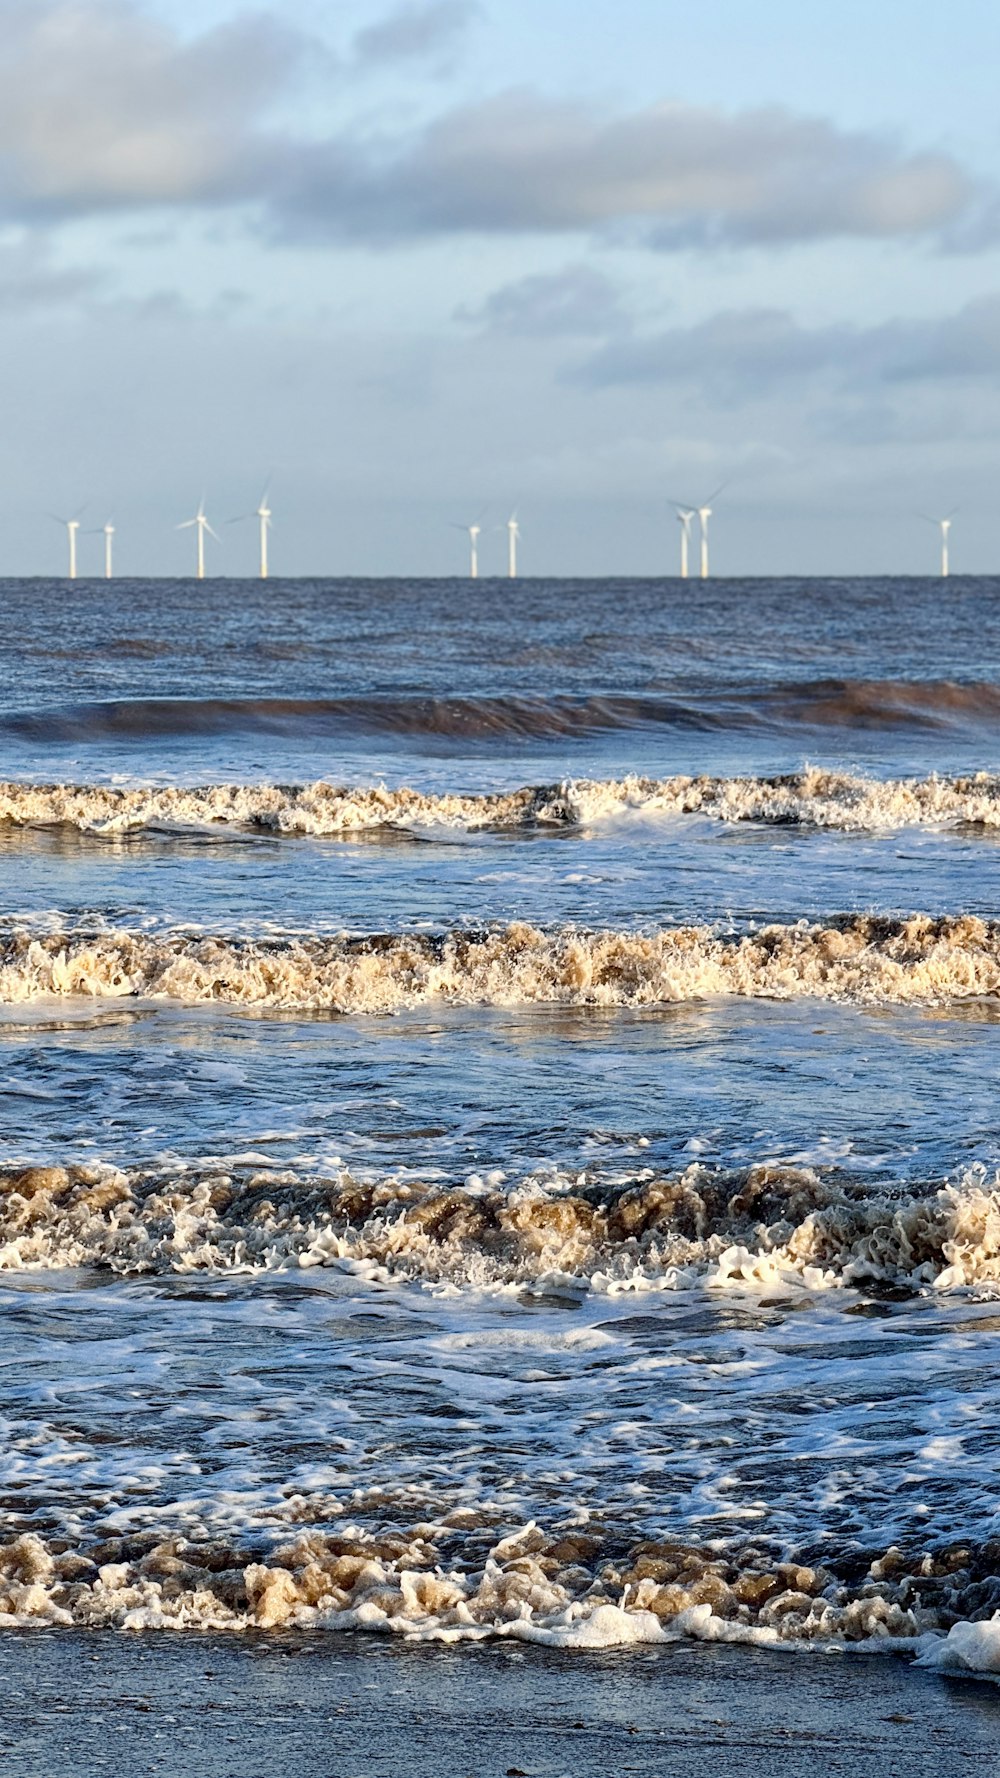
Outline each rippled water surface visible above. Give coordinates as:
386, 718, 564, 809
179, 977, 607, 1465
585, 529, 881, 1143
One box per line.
0, 575, 998, 1669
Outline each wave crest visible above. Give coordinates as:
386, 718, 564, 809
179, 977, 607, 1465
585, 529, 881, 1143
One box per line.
0, 914, 997, 1010
3, 679, 1000, 746
2, 1158, 1000, 1293
3, 767, 1000, 838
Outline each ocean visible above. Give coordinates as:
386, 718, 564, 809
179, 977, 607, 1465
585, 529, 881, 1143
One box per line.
0, 571, 999, 1682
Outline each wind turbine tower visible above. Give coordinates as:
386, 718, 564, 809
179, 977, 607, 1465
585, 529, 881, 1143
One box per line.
178, 500, 219, 580
449, 518, 483, 578
103, 520, 115, 580
54, 515, 82, 580
507, 513, 520, 579
698, 503, 713, 579
674, 507, 695, 579
921, 510, 956, 578
257, 491, 272, 580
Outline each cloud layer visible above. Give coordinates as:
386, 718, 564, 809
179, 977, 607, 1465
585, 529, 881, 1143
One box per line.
0, 0, 306, 218
0, 0, 988, 253
574, 296, 1000, 397
288, 93, 975, 249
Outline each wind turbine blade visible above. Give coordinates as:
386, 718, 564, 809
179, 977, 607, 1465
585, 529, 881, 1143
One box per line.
177, 519, 197, 530
206, 524, 222, 543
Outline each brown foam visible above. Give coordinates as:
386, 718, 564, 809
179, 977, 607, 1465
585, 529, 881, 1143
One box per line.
1, 1158, 998, 1292
0, 1517, 992, 1648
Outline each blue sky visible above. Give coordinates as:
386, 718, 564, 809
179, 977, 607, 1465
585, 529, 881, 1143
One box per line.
3, 0, 1000, 576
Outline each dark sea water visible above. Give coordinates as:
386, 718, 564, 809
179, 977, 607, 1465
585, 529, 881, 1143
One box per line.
0, 573, 999, 1673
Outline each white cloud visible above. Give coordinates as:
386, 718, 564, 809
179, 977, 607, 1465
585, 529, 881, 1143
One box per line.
0, 0, 304, 217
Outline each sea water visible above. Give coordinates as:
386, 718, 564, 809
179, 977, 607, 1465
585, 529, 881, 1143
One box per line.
0, 573, 998, 1673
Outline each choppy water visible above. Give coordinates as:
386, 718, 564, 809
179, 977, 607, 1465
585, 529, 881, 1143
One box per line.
0, 573, 999, 1674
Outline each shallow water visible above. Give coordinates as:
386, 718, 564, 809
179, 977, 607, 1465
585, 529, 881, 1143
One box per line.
0, 575, 999, 1669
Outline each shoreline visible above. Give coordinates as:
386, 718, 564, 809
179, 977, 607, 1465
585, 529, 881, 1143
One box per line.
0, 1631, 998, 1776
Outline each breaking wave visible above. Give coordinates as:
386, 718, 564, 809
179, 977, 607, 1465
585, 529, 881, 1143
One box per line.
5, 1161, 1000, 1655
0, 914, 998, 1011
2, 1156, 1000, 1293
5, 767, 1000, 837
3, 679, 1000, 746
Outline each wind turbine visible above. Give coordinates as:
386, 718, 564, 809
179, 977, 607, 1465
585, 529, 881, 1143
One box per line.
672, 487, 718, 583
671, 505, 695, 578
451, 520, 482, 579
51, 511, 83, 579
920, 510, 957, 578
178, 499, 219, 580
506, 512, 520, 579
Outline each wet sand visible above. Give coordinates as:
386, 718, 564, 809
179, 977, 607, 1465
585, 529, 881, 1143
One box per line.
0, 1633, 997, 1776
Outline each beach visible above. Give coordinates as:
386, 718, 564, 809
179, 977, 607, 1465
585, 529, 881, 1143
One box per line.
2, 1632, 999, 1776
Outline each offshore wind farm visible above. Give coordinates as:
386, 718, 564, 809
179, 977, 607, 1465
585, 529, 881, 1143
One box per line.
30, 488, 972, 580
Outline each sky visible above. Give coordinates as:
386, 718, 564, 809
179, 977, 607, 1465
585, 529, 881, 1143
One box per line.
3, 0, 1000, 577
